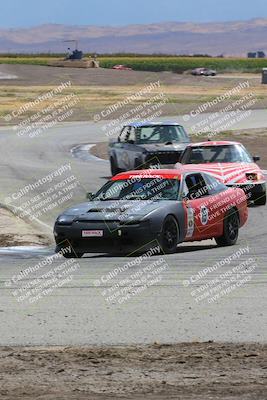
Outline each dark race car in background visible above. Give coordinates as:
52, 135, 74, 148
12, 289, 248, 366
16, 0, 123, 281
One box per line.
177, 141, 266, 206
108, 122, 190, 175
54, 168, 248, 257
191, 67, 217, 76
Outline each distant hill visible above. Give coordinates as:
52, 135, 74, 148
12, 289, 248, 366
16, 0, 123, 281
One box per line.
1, 18, 267, 56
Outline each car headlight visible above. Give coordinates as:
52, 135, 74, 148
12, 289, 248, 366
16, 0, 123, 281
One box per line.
245, 172, 262, 182
56, 215, 74, 225
120, 215, 149, 226
123, 219, 141, 225
120, 215, 141, 225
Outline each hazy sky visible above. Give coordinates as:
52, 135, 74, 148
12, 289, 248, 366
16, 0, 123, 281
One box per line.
1, 0, 266, 28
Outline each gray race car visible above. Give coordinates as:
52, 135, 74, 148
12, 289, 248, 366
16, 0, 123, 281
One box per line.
54, 168, 248, 257
108, 122, 190, 175
191, 67, 217, 76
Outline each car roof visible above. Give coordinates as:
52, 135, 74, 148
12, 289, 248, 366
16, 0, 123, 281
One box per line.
124, 121, 183, 128
187, 140, 241, 147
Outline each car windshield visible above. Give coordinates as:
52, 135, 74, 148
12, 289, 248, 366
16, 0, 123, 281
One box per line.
93, 178, 180, 201
181, 145, 253, 164
135, 125, 189, 144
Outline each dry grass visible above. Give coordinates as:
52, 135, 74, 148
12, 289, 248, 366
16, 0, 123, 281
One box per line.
0, 78, 266, 125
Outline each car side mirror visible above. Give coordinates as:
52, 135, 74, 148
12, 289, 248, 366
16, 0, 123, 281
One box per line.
181, 193, 189, 202
86, 192, 94, 200
253, 155, 260, 162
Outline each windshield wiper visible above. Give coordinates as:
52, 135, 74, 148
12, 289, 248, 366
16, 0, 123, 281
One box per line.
96, 197, 120, 201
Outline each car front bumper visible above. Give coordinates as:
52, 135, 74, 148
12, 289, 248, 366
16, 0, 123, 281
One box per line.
54, 220, 160, 254
227, 182, 266, 202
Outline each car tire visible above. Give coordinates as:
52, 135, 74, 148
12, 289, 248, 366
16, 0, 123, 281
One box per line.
110, 157, 120, 176
160, 215, 179, 254
253, 193, 266, 206
215, 209, 239, 247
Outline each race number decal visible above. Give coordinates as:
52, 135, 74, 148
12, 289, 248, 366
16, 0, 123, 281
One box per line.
200, 205, 209, 225
186, 206, 195, 238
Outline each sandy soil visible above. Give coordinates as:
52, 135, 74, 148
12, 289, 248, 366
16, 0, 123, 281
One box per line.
91, 129, 267, 170
0, 207, 50, 247
0, 343, 266, 400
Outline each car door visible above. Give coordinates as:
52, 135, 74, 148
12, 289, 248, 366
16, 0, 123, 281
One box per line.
115, 126, 132, 170
121, 127, 137, 170
200, 172, 232, 238
182, 172, 221, 241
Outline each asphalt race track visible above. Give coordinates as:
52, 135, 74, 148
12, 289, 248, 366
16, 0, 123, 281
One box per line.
0, 111, 266, 346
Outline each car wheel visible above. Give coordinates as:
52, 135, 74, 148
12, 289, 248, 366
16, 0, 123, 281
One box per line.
253, 193, 266, 206
160, 215, 179, 254
110, 157, 120, 176
215, 209, 239, 246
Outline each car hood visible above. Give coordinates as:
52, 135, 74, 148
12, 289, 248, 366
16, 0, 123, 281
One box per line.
141, 143, 188, 152
60, 199, 177, 221
178, 162, 264, 184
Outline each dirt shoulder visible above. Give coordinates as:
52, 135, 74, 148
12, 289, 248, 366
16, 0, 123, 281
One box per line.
0, 342, 266, 400
91, 129, 267, 170
0, 207, 50, 247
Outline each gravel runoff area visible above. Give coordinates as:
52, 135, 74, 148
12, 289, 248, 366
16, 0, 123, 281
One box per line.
0, 206, 50, 247
0, 343, 266, 400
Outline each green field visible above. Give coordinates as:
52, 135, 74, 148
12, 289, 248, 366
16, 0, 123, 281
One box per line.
99, 56, 267, 73
0, 55, 267, 72
0, 57, 59, 66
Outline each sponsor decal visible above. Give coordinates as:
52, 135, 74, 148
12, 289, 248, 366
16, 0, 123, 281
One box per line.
82, 230, 104, 237
186, 206, 195, 237
200, 205, 209, 225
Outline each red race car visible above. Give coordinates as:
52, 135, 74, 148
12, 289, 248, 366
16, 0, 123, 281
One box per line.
54, 167, 248, 256
177, 141, 266, 206
112, 64, 133, 70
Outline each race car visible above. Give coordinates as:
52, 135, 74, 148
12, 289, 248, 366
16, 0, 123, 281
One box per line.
108, 122, 190, 175
112, 64, 133, 70
177, 141, 266, 206
54, 168, 248, 257
191, 67, 217, 76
